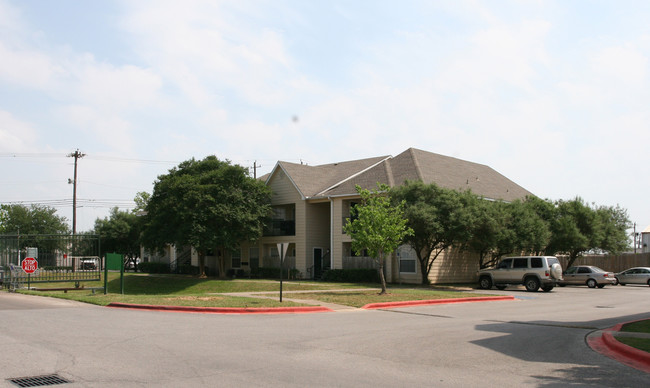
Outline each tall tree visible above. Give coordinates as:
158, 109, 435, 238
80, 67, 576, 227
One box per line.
391, 181, 474, 284
595, 204, 631, 254
545, 197, 601, 267
94, 207, 142, 268
141, 156, 272, 277
0, 204, 70, 235
343, 184, 413, 294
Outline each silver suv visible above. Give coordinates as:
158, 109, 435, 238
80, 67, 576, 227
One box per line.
478, 256, 563, 292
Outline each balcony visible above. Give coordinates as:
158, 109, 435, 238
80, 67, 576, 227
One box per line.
263, 219, 296, 236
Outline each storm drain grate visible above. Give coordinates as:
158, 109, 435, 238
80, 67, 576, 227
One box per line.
7, 374, 70, 387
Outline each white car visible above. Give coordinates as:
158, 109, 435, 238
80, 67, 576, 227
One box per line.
478, 256, 563, 292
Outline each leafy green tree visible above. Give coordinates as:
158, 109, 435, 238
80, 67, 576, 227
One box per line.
142, 156, 272, 277
595, 204, 631, 254
0, 204, 70, 235
468, 200, 545, 269
544, 197, 601, 267
391, 181, 474, 284
133, 192, 151, 214
0, 204, 71, 257
94, 207, 142, 268
343, 184, 413, 294
466, 199, 503, 269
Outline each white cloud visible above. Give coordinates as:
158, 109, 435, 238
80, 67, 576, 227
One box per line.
0, 110, 37, 152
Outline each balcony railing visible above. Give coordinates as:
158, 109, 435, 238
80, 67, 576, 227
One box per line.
263, 220, 296, 236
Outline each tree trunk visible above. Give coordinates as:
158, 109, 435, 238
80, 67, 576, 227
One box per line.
218, 247, 227, 279
378, 251, 387, 295
198, 251, 207, 278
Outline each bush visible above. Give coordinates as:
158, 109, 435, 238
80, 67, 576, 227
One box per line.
226, 269, 248, 278
321, 269, 380, 283
175, 265, 200, 275
255, 267, 300, 279
138, 262, 171, 274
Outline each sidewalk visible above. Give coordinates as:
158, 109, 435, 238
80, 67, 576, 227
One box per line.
107, 289, 515, 314
587, 320, 650, 373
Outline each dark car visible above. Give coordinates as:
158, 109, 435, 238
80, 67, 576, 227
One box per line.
615, 267, 650, 286
559, 266, 616, 288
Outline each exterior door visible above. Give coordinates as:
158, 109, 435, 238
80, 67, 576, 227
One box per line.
313, 248, 322, 279
249, 247, 259, 271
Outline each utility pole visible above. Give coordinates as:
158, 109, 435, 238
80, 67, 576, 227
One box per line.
253, 161, 261, 179
67, 149, 85, 234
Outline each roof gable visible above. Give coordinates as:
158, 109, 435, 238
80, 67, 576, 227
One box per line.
269, 148, 533, 201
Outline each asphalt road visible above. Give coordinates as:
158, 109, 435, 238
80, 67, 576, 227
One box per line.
1, 285, 649, 387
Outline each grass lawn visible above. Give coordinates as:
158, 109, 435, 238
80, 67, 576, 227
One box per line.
616, 337, 650, 353
617, 319, 650, 353
621, 319, 650, 334
12, 272, 484, 308
268, 288, 486, 308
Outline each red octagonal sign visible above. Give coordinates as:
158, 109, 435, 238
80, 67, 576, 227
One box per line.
22, 257, 38, 274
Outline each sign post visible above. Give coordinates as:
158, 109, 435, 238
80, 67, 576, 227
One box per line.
21, 257, 38, 289
277, 243, 289, 302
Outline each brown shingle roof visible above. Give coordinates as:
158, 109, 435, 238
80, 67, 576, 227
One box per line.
271, 148, 532, 201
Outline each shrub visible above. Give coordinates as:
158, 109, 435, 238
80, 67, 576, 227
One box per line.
321, 269, 380, 283
255, 267, 300, 279
138, 262, 171, 274
175, 265, 200, 275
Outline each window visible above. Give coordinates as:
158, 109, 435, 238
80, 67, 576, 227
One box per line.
577, 267, 591, 274
513, 258, 528, 268
531, 257, 542, 268
397, 245, 417, 274
497, 259, 512, 269
231, 249, 241, 269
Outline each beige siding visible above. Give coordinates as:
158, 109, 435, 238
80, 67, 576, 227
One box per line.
305, 201, 331, 273
259, 168, 304, 274
428, 248, 480, 283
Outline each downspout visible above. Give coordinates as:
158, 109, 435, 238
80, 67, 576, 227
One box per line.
328, 196, 334, 270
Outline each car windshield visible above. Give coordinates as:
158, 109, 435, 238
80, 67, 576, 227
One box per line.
591, 267, 606, 273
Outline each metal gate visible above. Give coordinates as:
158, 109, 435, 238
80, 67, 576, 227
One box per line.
0, 234, 101, 290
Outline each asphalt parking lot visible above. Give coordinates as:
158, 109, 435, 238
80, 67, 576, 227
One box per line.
0, 285, 648, 387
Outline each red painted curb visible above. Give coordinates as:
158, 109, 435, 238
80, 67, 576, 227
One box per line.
588, 319, 650, 374
361, 295, 515, 310
107, 302, 333, 314
600, 332, 650, 373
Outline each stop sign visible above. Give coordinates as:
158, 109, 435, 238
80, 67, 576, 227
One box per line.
22, 257, 38, 274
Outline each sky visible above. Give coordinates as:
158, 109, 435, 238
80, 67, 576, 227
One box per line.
0, 0, 649, 237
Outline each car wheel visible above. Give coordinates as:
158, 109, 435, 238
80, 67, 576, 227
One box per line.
496, 285, 507, 290
524, 277, 540, 292
587, 279, 597, 288
612, 278, 619, 285
542, 286, 553, 292
479, 276, 492, 290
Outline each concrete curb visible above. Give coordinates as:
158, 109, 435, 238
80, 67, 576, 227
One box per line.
361, 295, 516, 309
107, 302, 333, 314
587, 320, 650, 373
107, 295, 515, 314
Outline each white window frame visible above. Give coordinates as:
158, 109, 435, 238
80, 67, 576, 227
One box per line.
231, 248, 242, 269
397, 245, 417, 274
